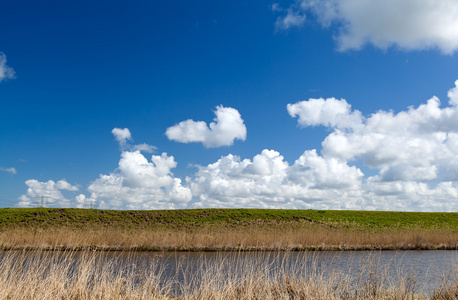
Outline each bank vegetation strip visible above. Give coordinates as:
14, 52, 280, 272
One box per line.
0, 208, 457, 251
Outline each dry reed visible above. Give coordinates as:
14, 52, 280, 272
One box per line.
1, 225, 457, 251
0, 250, 456, 299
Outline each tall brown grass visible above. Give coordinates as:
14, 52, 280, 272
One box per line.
0, 250, 456, 299
1, 225, 457, 251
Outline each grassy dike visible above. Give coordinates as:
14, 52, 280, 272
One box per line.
1, 208, 457, 251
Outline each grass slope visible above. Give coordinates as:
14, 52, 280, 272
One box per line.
1, 208, 457, 230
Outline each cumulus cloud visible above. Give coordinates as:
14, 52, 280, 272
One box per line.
287, 97, 363, 129
362, 179, 458, 212
185, 81, 458, 211
165, 105, 247, 148
448, 80, 458, 106
17, 179, 81, 208
18, 128, 190, 210
75, 194, 87, 207
0, 53, 15, 82
87, 151, 191, 209
16, 83, 458, 211
0, 167, 17, 175
112, 128, 132, 146
112, 127, 156, 153
289, 149, 363, 189
188, 149, 364, 209
274, 0, 458, 53
17, 151, 191, 210
319, 96, 458, 183
282, 81, 458, 211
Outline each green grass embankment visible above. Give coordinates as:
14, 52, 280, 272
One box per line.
1, 208, 457, 230
1, 208, 457, 251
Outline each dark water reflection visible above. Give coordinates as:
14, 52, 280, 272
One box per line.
119, 250, 457, 295
1, 250, 456, 295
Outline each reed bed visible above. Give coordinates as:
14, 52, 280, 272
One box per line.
1, 225, 457, 251
0, 250, 456, 299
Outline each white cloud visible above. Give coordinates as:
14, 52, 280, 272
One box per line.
189, 149, 364, 209
55, 179, 79, 191
363, 179, 458, 212
188, 143, 458, 211
87, 151, 191, 210
16, 83, 458, 211
133, 143, 156, 153
112, 127, 156, 153
189, 81, 458, 211
283, 81, 458, 211
112, 128, 132, 146
275, 0, 458, 53
18, 128, 191, 210
0, 53, 15, 82
289, 149, 363, 189
448, 80, 458, 106
75, 194, 87, 208
0, 167, 17, 175
318, 96, 458, 184
271, 3, 283, 12
165, 105, 247, 148
287, 97, 363, 129
275, 7, 306, 30
17, 179, 80, 208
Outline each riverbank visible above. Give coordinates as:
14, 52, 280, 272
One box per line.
1, 208, 457, 251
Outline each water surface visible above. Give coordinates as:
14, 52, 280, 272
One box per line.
2, 250, 456, 295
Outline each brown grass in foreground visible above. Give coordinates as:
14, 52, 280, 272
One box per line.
1, 225, 457, 251
0, 250, 457, 299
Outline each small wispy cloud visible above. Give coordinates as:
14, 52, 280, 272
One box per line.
274, 7, 306, 31
0, 53, 15, 82
133, 143, 156, 153
271, 3, 283, 12
0, 167, 17, 175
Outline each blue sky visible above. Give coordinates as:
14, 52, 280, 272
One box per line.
1, 0, 458, 211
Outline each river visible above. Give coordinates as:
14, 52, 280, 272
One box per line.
1, 250, 456, 296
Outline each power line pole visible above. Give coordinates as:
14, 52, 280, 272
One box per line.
33, 195, 53, 207
85, 198, 95, 209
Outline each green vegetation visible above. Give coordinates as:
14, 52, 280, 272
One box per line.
1, 208, 457, 230
1, 208, 457, 251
